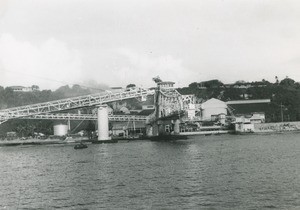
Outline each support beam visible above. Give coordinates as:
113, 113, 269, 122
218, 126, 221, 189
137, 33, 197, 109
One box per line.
20, 113, 148, 121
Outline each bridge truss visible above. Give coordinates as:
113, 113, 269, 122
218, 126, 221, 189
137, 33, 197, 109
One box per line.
0, 88, 154, 124
22, 113, 148, 122
156, 88, 198, 118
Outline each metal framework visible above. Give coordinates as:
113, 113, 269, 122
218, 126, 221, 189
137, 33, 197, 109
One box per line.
0, 88, 154, 124
21, 113, 148, 121
158, 88, 184, 117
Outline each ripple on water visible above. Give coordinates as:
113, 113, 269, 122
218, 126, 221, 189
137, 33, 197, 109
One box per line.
0, 134, 300, 209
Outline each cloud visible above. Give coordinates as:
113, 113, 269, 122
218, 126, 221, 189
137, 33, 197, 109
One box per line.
0, 34, 83, 89
1, 0, 300, 88
0, 0, 9, 18
113, 48, 200, 87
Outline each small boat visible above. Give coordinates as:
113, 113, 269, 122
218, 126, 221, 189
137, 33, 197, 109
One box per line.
74, 143, 88, 149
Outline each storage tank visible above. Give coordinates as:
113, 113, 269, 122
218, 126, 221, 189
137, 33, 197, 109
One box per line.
53, 124, 68, 136
97, 105, 110, 140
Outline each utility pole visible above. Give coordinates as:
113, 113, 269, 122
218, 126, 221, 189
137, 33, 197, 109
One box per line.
67, 117, 71, 133
133, 120, 136, 136
280, 103, 284, 122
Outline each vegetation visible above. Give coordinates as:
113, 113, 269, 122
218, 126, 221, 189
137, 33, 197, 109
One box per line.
177, 77, 300, 122
0, 84, 144, 137
2, 76, 300, 136
0, 84, 95, 137
126, 84, 136, 89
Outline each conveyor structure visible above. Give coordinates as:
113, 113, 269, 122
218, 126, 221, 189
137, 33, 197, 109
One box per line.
22, 113, 148, 121
0, 88, 154, 124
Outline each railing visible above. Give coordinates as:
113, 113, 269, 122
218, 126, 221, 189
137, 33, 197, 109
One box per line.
0, 88, 154, 124
21, 113, 148, 121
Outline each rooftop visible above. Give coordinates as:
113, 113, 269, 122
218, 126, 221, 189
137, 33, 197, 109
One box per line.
157, 81, 175, 84
226, 99, 271, 105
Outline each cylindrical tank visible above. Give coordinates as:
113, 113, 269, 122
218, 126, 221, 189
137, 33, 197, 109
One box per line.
97, 105, 111, 140
146, 125, 153, 137
174, 119, 180, 134
53, 124, 68, 136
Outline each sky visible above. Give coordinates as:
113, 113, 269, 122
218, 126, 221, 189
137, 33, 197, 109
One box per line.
1, 0, 300, 90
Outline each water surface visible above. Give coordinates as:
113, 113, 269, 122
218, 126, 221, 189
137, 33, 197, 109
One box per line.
0, 133, 299, 209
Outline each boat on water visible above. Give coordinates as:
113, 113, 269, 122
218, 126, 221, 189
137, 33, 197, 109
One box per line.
74, 143, 88, 149
149, 134, 188, 141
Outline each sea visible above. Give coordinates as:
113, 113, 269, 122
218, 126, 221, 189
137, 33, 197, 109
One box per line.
0, 133, 299, 209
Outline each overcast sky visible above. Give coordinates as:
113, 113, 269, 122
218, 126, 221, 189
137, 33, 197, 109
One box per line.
1, 0, 300, 90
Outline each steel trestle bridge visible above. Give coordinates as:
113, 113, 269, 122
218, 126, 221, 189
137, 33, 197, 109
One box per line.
0, 88, 154, 124
22, 113, 148, 122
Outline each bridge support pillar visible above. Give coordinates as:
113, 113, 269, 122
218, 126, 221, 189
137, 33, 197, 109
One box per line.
174, 119, 180, 134
97, 105, 111, 141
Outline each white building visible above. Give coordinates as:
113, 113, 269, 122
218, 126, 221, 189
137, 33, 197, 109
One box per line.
234, 113, 265, 124
233, 113, 265, 133
250, 112, 265, 123
201, 98, 227, 121
235, 123, 255, 133
8, 85, 39, 92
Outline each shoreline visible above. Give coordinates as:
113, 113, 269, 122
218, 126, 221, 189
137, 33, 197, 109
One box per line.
0, 138, 91, 147
1, 127, 300, 147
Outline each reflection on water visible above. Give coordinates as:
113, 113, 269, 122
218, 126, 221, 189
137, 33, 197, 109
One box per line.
0, 133, 300, 209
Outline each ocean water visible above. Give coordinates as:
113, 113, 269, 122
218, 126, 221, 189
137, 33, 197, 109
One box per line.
0, 133, 299, 209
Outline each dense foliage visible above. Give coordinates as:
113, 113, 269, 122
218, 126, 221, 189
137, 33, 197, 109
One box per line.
177, 77, 300, 122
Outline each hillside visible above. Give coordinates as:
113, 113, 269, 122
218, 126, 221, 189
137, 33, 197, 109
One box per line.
177, 77, 300, 122
0, 84, 149, 136
1, 77, 300, 137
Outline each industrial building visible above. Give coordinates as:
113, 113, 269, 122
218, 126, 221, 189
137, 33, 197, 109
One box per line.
200, 98, 228, 121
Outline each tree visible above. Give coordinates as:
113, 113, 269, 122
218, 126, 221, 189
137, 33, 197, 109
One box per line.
261, 79, 270, 85
275, 76, 279, 84
152, 76, 162, 83
234, 80, 246, 84
202, 80, 223, 88
31, 85, 39, 91
188, 82, 198, 89
126, 84, 136, 89
280, 77, 295, 88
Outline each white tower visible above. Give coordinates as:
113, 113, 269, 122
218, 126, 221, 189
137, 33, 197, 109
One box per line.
97, 105, 111, 141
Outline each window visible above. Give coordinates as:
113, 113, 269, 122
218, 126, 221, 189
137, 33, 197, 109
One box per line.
165, 125, 170, 133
